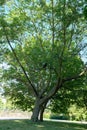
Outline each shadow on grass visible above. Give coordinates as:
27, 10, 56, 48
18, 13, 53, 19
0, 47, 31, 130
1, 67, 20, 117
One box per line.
0, 119, 87, 130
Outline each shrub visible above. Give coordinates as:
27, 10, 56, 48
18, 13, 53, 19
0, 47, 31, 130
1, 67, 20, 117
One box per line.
50, 113, 69, 120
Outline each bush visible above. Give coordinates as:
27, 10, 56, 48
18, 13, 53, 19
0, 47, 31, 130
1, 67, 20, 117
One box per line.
68, 104, 87, 121
50, 113, 69, 120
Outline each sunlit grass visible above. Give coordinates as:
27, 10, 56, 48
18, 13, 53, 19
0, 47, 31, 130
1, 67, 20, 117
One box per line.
0, 119, 87, 130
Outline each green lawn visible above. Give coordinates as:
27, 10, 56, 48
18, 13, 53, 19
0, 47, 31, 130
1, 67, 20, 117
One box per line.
0, 119, 87, 130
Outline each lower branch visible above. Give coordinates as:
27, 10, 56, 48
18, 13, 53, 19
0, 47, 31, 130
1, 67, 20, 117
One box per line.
3, 26, 38, 97
63, 68, 87, 83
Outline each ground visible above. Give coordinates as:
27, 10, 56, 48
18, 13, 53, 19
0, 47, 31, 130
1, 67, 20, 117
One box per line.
0, 119, 87, 130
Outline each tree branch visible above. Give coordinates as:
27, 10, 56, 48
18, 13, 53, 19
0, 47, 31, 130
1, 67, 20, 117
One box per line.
52, 0, 55, 47
40, 77, 62, 105
40, 67, 87, 105
63, 68, 87, 83
3, 27, 38, 97
39, 69, 52, 97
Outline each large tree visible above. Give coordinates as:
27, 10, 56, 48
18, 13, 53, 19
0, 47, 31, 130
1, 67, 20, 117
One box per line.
0, 0, 87, 121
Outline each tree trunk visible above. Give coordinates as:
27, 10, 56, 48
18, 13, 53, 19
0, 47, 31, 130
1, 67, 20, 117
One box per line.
31, 79, 62, 122
39, 106, 44, 121
31, 98, 48, 122
39, 101, 47, 121
31, 98, 40, 122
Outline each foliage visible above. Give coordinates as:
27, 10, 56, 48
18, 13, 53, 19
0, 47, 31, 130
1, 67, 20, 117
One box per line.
51, 79, 87, 121
0, 97, 16, 110
51, 78, 87, 114
68, 104, 87, 121
83, 0, 87, 19
50, 113, 69, 120
0, 98, 4, 110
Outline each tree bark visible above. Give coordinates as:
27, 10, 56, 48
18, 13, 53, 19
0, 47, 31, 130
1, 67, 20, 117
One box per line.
31, 97, 48, 122
39, 101, 48, 121
31, 98, 40, 122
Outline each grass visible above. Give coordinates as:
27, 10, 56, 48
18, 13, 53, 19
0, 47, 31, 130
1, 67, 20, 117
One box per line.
0, 119, 87, 130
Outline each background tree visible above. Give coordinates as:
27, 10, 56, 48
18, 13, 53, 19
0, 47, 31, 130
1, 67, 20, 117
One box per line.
0, 0, 87, 122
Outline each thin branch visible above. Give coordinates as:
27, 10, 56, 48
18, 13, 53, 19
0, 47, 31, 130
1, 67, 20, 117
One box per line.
39, 69, 52, 97
52, 0, 55, 47
58, 0, 67, 77
67, 24, 74, 49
